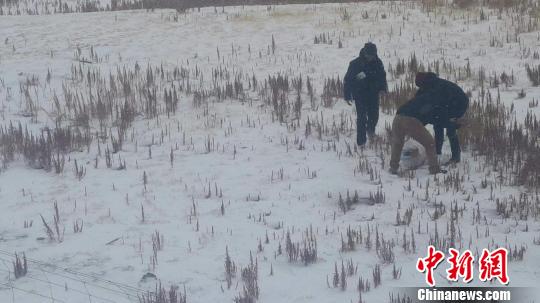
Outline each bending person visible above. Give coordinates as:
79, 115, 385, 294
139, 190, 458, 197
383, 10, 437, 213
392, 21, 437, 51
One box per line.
414, 72, 469, 163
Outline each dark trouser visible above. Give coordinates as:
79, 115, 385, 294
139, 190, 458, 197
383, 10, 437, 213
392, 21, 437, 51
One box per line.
434, 123, 460, 161
355, 94, 379, 145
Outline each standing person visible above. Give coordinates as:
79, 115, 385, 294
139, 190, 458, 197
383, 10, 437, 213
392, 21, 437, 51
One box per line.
343, 42, 387, 146
414, 72, 469, 163
389, 93, 445, 175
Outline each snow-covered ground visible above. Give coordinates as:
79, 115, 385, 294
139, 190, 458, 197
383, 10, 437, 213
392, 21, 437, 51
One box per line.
1, 2, 540, 303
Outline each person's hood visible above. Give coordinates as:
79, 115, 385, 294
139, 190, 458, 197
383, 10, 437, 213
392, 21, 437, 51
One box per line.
415, 72, 438, 88
359, 42, 377, 57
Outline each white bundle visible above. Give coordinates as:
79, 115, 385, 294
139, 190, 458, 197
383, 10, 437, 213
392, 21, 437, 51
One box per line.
400, 139, 426, 170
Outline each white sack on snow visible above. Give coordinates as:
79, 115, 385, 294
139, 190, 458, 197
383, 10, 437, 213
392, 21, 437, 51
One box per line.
400, 139, 426, 170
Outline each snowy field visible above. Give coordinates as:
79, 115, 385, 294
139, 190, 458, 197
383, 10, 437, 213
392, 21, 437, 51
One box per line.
1, 1, 540, 302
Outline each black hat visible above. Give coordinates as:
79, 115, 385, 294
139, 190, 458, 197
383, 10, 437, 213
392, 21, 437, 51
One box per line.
361, 42, 377, 56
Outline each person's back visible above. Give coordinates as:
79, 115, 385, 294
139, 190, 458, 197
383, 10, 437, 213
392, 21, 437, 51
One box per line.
415, 73, 469, 123
396, 93, 440, 125
435, 78, 469, 119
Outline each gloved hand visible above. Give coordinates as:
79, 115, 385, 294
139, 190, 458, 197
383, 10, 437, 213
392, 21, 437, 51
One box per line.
356, 72, 366, 80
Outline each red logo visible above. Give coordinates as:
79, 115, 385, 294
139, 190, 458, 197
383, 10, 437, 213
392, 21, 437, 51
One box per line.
416, 245, 445, 287
417, 246, 509, 286
479, 248, 509, 285
446, 248, 474, 283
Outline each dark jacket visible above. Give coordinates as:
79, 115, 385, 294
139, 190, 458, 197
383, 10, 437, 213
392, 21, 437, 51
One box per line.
343, 56, 387, 101
396, 93, 441, 125
415, 73, 469, 126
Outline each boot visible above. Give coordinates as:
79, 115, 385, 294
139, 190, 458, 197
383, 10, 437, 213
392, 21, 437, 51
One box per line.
442, 154, 460, 166
450, 153, 461, 163
357, 130, 367, 146
429, 166, 447, 175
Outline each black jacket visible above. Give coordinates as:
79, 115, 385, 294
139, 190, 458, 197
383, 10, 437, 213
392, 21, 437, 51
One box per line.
415, 73, 469, 125
396, 93, 441, 125
343, 56, 387, 101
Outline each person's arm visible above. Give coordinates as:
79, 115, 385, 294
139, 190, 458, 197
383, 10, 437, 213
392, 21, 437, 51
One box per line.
454, 93, 469, 118
343, 63, 355, 102
436, 106, 450, 126
374, 59, 387, 93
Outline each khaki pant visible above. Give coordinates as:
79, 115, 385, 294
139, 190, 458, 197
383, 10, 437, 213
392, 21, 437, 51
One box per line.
390, 115, 439, 173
